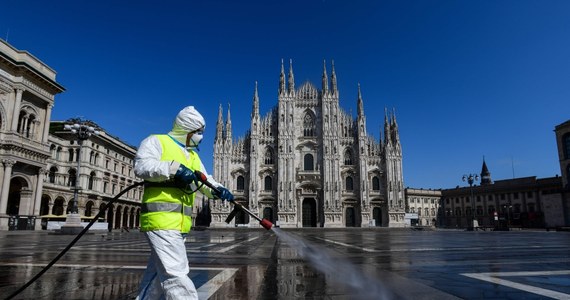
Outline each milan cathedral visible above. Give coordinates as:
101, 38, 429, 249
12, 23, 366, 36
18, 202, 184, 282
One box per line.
210, 60, 405, 228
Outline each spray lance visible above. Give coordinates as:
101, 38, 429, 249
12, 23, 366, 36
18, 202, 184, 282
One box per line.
193, 170, 274, 230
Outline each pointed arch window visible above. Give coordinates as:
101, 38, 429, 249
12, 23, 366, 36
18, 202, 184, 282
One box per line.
345, 176, 354, 191
264, 176, 272, 191
237, 175, 245, 191
344, 149, 353, 165
264, 148, 274, 165
303, 113, 315, 137
304, 154, 314, 171
372, 176, 380, 191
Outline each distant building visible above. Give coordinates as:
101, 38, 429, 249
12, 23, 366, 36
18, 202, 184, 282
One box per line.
440, 172, 563, 229
404, 188, 442, 227
44, 121, 143, 231
211, 60, 406, 228
405, 120, 570, 230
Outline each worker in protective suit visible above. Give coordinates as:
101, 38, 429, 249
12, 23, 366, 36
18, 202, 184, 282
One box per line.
134, 106, 234, 300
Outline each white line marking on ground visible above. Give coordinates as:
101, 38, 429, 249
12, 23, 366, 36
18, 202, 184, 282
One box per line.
314, 237, 377, 252
313, 237, 562, 253
461, 270, 570, 300
213, 236, 260, 253
197, 268, 239, 299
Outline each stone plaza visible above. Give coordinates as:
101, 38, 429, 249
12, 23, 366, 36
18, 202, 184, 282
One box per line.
1, 227, 569, 299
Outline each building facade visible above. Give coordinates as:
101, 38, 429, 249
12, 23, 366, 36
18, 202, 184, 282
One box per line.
0, 39, 65, 230
439, 160, 565, 229
43, 121, 143, 231
404, 188, 442, 227
211, 60, 406, 228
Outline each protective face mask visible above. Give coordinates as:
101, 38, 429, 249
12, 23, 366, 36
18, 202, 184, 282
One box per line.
188, 133, 203, 149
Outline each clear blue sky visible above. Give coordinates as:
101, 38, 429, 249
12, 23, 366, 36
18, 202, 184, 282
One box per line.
2, 1, 568, 189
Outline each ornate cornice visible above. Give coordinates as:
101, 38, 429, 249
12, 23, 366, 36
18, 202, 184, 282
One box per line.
0, 78, 11, 94
1, 143, 51, 162
22, 78, 54, 101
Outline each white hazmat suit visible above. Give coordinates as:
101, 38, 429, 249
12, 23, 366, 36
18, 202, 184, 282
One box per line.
134, 106, 223, 300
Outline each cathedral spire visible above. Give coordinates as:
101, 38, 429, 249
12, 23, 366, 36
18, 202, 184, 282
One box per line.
288, 59, 295, 94
252, 81, 259, 118
384, 107, 391, 145
480, 157, 493, 185
279, 59, 285, 95
322, 59, 328, 95
330, 60, 338, 95
225, 103, 232, 141
216, 103, 224, 141
357, 83, 364, 117
391, 108, 400, 144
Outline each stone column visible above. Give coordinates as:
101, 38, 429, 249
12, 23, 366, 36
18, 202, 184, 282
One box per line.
0, 160, 15, 230
10, 89, 23, 131
0, 160, 16, 215
22, 115, 29, 136
33, 168, 46, 216
42, 104, 53, 143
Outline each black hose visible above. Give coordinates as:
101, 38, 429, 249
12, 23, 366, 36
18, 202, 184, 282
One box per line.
5, 181, 145, 300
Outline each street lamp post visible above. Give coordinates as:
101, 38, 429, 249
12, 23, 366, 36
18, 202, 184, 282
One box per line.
462, 173, 479, 231
59, 119, 99, 234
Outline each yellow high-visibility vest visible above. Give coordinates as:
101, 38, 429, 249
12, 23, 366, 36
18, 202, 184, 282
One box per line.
140, 135, 202, 233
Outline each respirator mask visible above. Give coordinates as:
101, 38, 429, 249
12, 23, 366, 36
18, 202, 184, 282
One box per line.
188, 132, 203, 149
186, 128, 204, 150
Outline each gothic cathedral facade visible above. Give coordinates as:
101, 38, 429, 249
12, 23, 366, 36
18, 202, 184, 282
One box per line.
210, 60, 405, 228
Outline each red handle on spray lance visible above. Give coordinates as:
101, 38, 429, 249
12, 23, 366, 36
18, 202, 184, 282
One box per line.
193, 170, 273, 230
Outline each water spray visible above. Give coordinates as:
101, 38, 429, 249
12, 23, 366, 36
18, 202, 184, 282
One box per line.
193, 170, 273, 230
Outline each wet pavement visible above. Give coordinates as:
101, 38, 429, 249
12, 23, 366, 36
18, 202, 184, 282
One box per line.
0, 227, 569, 299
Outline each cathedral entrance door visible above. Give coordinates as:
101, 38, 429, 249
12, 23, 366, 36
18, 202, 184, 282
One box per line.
263, 207, 274, 223
346, 207, 356, 227
373, 207, 382, 227
302, 198, 316, 227
235, 210, 248, 226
